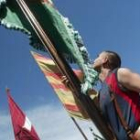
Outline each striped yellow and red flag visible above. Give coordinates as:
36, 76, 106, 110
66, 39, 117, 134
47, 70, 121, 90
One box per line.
31, 51, 96, 120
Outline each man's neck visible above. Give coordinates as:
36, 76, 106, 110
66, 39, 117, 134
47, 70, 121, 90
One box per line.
99, 68, 111, 82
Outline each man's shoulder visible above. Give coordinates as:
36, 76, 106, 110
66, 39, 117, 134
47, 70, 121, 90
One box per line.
117, 68, 133, 84
118, 68, 132, 76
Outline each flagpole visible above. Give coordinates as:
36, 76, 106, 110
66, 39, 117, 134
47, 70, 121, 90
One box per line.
15, 1, 116, 139
16, 0, 81, 95
5, 88, 10, 95
71, 117, 88, 140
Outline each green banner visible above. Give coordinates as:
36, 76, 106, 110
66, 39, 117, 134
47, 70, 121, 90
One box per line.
0, 0, 98, 93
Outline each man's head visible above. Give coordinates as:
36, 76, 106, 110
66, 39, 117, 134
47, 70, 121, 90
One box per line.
93, 51, 121, 71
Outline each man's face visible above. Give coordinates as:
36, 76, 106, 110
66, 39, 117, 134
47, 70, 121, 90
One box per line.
93, 52, 108, 71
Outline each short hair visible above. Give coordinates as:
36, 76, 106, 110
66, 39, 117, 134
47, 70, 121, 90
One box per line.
104, 50, 121, 69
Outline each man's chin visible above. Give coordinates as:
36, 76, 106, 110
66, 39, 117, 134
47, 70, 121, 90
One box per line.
93, 65, 97, 70
93, 66, 100, 72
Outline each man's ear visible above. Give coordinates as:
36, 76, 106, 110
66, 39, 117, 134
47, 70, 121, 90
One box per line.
103, 56, 109, 64
102, 56, 110, 68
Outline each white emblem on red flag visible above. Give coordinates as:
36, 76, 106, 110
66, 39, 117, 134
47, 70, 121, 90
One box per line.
22, 116, 32, 131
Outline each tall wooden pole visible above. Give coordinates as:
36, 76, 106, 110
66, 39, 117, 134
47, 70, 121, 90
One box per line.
15, 0, 116, 139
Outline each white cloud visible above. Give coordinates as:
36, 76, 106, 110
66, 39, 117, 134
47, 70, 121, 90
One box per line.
0, 113, 14, 140
0, 104, 103, 140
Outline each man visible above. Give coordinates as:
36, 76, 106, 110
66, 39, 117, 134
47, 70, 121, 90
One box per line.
93, 50, 140, 140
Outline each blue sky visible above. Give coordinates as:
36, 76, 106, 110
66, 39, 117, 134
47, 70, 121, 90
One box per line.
0, 0, 140, 139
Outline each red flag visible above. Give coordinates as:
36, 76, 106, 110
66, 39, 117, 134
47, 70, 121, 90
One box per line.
6, 89, 40, 140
